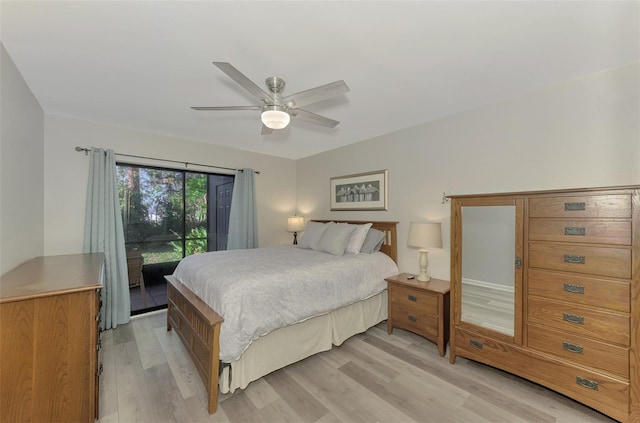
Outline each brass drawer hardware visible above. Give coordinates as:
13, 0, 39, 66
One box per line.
562, 341, 584, 354
470, 339, 483, 349
563, 283, 585, 294
408, 315, 417, 322
576, 376, 599, 391
564, 226, 586, 236
564, 202, 586, 211
408, 295, 417, 302
563, 313, 585, 325
564, 254, 585, 264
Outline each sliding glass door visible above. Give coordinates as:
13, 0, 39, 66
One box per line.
117, 163, 233, 313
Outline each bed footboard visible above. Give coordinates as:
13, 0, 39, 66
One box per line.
165, 275, 223, 414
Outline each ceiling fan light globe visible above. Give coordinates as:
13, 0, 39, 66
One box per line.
261, 109, 290, 129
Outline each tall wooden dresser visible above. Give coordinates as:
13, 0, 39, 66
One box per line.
449, 186, 639, 422
0, 253, 104, 422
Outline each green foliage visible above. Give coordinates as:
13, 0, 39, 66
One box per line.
168, 227, 208, 257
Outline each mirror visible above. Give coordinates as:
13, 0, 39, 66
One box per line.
461, 205, 516, 336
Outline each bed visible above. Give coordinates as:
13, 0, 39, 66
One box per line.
165, 220, 398, 414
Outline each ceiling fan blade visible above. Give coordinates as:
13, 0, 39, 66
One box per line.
261, 124, 273, 135
213, 62, 274, 105
290, 109, 340, 128
191, 106, 261, 111
283, 80, 349, 109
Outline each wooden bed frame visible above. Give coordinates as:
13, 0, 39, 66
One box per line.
165, 220, 398, 414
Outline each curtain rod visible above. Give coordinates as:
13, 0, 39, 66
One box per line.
74, 147, 260, 174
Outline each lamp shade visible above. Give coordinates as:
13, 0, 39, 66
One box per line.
407, 222, 442, 249
261, 106, 290, 129
287, 216, 305, 232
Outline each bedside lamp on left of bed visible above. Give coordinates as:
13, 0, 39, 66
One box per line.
287, 216, 306, 245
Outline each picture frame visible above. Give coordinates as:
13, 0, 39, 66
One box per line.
330, 169, 388, 211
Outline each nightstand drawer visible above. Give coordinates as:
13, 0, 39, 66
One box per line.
389, 285, 438, 315
390, 305, 438, 339
528, 297, 629, 346
529, 219, 631, 245
528, 324, 629, 379
529, 243, 631, 279
528, 269, 629, 313
529, 195, 631, 218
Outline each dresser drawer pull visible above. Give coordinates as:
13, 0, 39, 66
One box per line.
564, 254, 585, 264
563, 283, 585, 294
562, 341, 584, 354
470, 339, 483, 349
563, 313, 585, 325
576, 376, 598, 391
408, 295, 418, 302
564, 226, 586, 236
564, 202, 586, 211
408, 315, 418, 323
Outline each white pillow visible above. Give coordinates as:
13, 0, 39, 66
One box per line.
345, 223, 373, 254
297, 221, 331, 250
360, 228, 386, 253
316, 223, 356, 255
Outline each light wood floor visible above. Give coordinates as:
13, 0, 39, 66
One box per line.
98, 310, 615, 423
461, 283, 514, 335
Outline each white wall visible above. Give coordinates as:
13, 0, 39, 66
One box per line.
0, 44, 45, 275
43, 115, 297, 256
296, 62, 640, 280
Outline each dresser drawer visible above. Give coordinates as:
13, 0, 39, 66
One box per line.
390, 305, 438, 338
528, 269, 630, 313
528, 243, 631, 279
529, 195, 631, 218
455, 329, 629, 420
528, 324, 629, 379
389, 285, 438, 315
528, 219, 631, 245
528, 297, 629, 345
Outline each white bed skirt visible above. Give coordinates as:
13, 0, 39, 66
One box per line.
219, 290, 388, 393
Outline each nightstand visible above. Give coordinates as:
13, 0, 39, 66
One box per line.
386, 273, 450, 357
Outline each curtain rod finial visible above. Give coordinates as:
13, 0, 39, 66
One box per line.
75, 146, 89, 155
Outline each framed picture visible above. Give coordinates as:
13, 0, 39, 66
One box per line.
330, 170, 388, 211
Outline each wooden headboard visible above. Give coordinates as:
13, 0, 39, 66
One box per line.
311, 220, 398, 264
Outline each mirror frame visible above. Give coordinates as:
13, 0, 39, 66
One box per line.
451, 196, 524, 345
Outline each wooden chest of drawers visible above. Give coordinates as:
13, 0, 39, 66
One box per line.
450, 186, 639, 422
0, 254, 104, 423
386, 273, 450, 357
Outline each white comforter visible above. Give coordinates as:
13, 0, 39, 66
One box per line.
172, 246, 399, 362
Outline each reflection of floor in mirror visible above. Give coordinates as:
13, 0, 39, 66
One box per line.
462, 283, 514, 335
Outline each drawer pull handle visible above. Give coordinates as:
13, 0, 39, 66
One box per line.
576, 376, 598, 391
408, 315, 418, 322
564, 226, 586, 236
470, 339, 483, 349
563, 313, 585, 325
562, 341, 584, 354
564, 254, 585, 264
564, 202, 586, 211
563, 283, 585, 294
408, 295, 417, 302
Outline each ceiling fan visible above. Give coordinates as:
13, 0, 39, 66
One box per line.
192, 62, 350, 135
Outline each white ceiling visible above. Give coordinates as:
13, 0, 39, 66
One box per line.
2, 1, 638, 160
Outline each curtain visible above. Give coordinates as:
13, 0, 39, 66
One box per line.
227, 168, 258, 249
83, 148, 130, 330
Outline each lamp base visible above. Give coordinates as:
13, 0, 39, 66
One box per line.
293, 232, 298, 245
416, 249, 431, 282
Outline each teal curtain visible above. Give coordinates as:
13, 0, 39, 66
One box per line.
227, 168, 258, 249
83, 148, 130, 330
